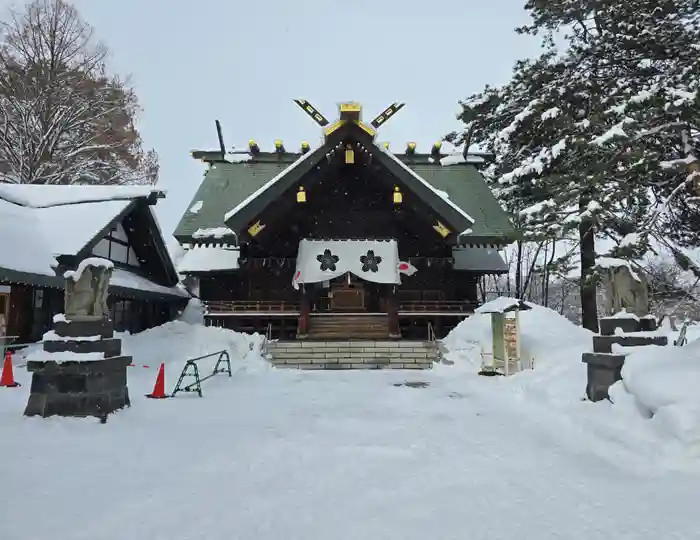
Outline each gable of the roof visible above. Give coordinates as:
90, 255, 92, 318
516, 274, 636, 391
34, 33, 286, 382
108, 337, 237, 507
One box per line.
222, 123, 477, 241
174, 138, 515, 245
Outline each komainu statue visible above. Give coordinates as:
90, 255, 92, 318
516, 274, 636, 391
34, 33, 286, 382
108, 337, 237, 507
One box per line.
600, 263, 649, 317
64, 261, 113, 320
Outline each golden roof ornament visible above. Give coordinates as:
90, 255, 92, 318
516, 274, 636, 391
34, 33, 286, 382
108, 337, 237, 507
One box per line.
293, 99, 405, 141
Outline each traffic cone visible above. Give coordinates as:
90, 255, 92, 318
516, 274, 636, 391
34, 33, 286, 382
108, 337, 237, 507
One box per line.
0, 350, 20, 388
146, 362, 168, 399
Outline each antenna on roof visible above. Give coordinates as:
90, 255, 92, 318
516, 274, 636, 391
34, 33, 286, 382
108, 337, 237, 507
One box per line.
215, 120, 226, 158
293, 99, 330, 127
369, 102, 405, 129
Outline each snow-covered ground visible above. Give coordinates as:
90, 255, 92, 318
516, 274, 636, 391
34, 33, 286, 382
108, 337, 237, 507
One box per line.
1, 305, 700, 540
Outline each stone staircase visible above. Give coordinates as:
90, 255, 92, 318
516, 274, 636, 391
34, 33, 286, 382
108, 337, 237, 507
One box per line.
266, 340, 438, 370
302, 314, 392, 340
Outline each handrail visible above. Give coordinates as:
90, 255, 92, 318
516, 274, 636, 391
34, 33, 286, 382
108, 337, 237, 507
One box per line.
427, 322, 436, 342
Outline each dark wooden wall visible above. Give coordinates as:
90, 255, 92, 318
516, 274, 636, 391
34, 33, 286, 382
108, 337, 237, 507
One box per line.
6, 283, 181, 343
201, 163, 486, 306
243, 162, 452, 259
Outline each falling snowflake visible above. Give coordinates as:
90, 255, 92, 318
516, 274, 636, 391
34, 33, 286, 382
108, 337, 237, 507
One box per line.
360, 250, 382, 272
317, 249, 339, 271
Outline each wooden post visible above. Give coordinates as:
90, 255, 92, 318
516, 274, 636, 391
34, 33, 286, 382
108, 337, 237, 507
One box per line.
298, 286, 310, 338
387, 285, 400, 338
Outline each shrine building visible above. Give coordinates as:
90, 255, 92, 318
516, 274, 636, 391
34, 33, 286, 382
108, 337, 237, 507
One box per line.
174, 101, 514, 341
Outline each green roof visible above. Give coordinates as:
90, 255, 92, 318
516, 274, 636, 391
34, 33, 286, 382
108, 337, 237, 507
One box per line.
408, 163, 514, 239
174, 154, 515, 244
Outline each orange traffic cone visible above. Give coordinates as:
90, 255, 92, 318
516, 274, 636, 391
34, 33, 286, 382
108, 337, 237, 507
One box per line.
146, 362, 168, 399
0, 350, 20, 388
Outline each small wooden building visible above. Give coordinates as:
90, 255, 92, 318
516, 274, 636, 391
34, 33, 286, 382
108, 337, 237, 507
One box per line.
0, 185, 190, 343
174, 102, 515, 340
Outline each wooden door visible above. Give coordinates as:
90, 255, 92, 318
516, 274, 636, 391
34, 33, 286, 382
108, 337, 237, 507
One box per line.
330, 276, 365, 312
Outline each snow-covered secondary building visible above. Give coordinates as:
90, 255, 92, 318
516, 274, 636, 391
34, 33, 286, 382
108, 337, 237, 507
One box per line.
174, 101, 514, 340
0, 184, 190, 342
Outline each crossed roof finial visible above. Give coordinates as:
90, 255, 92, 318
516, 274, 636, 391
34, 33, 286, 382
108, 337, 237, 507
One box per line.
293, 99, 405, 140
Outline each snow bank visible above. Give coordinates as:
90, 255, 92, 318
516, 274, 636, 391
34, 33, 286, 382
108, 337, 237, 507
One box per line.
17, 320, 267, 376
120, 320, 266, 374
443, 298, 591, 372
617, 341, 700, 443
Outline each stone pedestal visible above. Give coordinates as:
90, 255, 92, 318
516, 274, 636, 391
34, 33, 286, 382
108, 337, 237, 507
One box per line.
23, 260, 131, 421
24, 318, 131, 420
582, 352, 626, 402
582, 315, 667, 402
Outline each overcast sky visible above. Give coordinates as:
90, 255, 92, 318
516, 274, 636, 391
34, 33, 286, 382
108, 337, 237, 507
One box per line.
3, 0, 543, 235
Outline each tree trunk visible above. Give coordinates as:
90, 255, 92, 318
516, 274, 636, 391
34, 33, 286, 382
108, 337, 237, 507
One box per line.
579, 196, 599, 332
516, 241, 522, 298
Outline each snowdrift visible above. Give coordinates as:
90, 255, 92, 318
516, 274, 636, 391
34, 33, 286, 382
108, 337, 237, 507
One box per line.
614, 340, 700, 444
120, 320, 264, 371
15, 320, 268, 387
442, 298, 592, 372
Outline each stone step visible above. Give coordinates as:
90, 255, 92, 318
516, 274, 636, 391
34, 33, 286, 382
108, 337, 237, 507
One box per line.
270, 351, 434, 360
309, 323, 390, 330
268, 340, 436, 349
306, 328, 389, 340
273, 362, 433, 370
266, 338, 438, 371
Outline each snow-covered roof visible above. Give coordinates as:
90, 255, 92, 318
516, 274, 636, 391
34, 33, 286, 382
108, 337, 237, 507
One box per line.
178, 245, 240, 273
0, 184, 163, 208
376, 143, 476, 225
223, 150, 316, 222
111, 268, 190, 298
0, 198, 57, 276
39, 199, 134, 256
475, 297, 532, 314
0, 185, 180, 296
0, 195, 134, 276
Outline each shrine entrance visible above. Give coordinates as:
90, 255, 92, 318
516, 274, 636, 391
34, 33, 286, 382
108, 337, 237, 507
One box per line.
293, 239, 404, 338
309, 274, 387, 313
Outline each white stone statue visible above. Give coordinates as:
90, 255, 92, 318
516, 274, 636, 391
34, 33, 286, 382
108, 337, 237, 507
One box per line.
64, 260, 113, 320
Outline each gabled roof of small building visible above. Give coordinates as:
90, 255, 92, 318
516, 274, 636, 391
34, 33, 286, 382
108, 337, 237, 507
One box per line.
0, 185, 188, 301
175, 144, 515, 246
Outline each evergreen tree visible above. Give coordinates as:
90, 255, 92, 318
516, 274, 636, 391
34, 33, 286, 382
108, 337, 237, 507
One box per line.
450, 0, 700, 329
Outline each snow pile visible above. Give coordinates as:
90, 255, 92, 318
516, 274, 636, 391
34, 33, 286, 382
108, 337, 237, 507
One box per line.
613, 340, 700, 444
120, 320, 266, 374
16, 320, 266, 376
443, 298, 591, 373
177, 298, 205, 325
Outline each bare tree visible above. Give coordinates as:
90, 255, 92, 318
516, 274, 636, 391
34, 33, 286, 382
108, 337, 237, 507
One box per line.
0, 0, 158, 185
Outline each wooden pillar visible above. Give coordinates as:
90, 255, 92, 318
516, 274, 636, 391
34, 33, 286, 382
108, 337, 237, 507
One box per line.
387, 285, 400, 338
298, 286, 310, 338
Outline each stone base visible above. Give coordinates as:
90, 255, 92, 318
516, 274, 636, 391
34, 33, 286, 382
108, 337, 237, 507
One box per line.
54, 317, 114, 339
43, 337, 122, 357
24, 356, 131, 420
599, 316, 657, 336
582, 352, 625, 402
592, 334, 668, 353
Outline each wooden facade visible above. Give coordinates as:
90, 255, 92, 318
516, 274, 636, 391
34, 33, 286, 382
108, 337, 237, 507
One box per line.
177, 103, 513, 340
